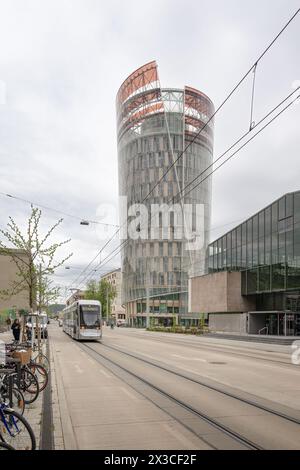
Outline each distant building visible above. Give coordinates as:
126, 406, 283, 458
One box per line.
66, 289, 85, 306
0, 250, 30, 312
189, 191, 300, 336
101, 269, 126, 323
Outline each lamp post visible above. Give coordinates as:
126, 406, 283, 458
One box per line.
107, 286, 109, 325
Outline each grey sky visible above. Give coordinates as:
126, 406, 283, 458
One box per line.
0, 0, 299, 299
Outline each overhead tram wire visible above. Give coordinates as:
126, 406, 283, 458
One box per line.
76, 215, 248, 283
89, 204, 300, 292
72, 218, 246, 289
0, 191, 119, 228
77, 89, 300, 287
65, 8, 300, 294
175, 86, 300, 201
75, 89, 300, 287
66, 9, 300, 292
67, 232, 123, 290
75, 241, 126, 290
136, 7, 300, 204
180, 92, 300, 202
71, 216, 248, 290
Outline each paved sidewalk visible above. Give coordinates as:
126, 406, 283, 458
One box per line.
0, 331, 50, 449
49, 324, 211, 450
49, 338, 65, 449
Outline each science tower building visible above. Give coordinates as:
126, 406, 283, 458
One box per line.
116, 61, 214, 326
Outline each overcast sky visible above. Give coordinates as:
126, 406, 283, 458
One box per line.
0, 0, 299, 300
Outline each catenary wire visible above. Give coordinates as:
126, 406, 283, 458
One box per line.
0, 192, 119, 228
65, 9, 300, 293
75, 90, 300, 290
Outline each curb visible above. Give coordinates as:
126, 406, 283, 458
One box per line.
40, 339, 54, 450
51, 340, 78, 450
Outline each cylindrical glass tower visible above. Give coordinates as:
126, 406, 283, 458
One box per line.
116, 61, 214, 326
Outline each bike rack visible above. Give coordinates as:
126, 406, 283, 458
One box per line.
258, 326, 269, 335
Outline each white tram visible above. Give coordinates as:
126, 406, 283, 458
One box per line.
63, 300, 102, 341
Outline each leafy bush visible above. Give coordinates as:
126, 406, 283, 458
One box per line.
147, 326, 209, 335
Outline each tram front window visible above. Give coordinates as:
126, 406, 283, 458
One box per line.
80, 306, 100, 328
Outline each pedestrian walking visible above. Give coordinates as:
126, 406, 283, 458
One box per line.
11, 318, 20, 342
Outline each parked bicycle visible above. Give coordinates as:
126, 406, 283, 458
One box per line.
0, 399, 36, 450
0, 338, 50, 450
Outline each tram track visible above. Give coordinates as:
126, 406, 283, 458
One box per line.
77, 341, 263, 450
119, 331, 297, 368
100, 342, 300, 426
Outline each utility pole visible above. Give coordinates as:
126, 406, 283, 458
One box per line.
36, 263, 42, 355
146, 270, 150, 329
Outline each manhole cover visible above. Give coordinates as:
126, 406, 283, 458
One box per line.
209, 361, 227, 365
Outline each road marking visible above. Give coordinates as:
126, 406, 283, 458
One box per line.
74, 364, 83, 374
138, 352, 159, 360
98, 368, 111, 378
163, 423, 199, 448
172, 354, 207, 362
86, 357, 94, 364
121, 387, 139, 400
177, 366, 234, 388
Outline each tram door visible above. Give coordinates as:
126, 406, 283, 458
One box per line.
73, 309, 79, 338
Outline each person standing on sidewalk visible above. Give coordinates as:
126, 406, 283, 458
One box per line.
11, 318, 20, 342
6, 317, 11, 331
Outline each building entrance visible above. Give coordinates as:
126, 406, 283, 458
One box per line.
248, 312, 300, 336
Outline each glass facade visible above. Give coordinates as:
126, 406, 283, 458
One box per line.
116, 62, 214, 317
208, 191, 300, 299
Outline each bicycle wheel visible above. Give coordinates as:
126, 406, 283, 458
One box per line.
28, 363, 49, 392
0, 442, 15, 450
19, 369, 40, 404
32, 353, 50, 373
0, 408, 36, 450
11, 388, 25, 416
1, 373, 25, 415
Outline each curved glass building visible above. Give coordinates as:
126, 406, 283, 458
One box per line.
116, 61, 214, 326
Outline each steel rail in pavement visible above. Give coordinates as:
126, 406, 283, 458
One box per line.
77, 341, 262, 450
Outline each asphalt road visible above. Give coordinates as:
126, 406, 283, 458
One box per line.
50, 323, 300, 450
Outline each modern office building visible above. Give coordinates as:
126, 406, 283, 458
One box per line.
101, 268, 126, 323
116, 61, 214, 326
189, 191, 300, 336
66, 289, 85, 306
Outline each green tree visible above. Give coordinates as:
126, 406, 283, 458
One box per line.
85, 280, 100, 301
85, 278, 116, 320
37, 274, 61, 313
0, 206, 72, 310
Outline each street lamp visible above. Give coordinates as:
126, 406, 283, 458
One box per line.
65, 266, 84, 270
